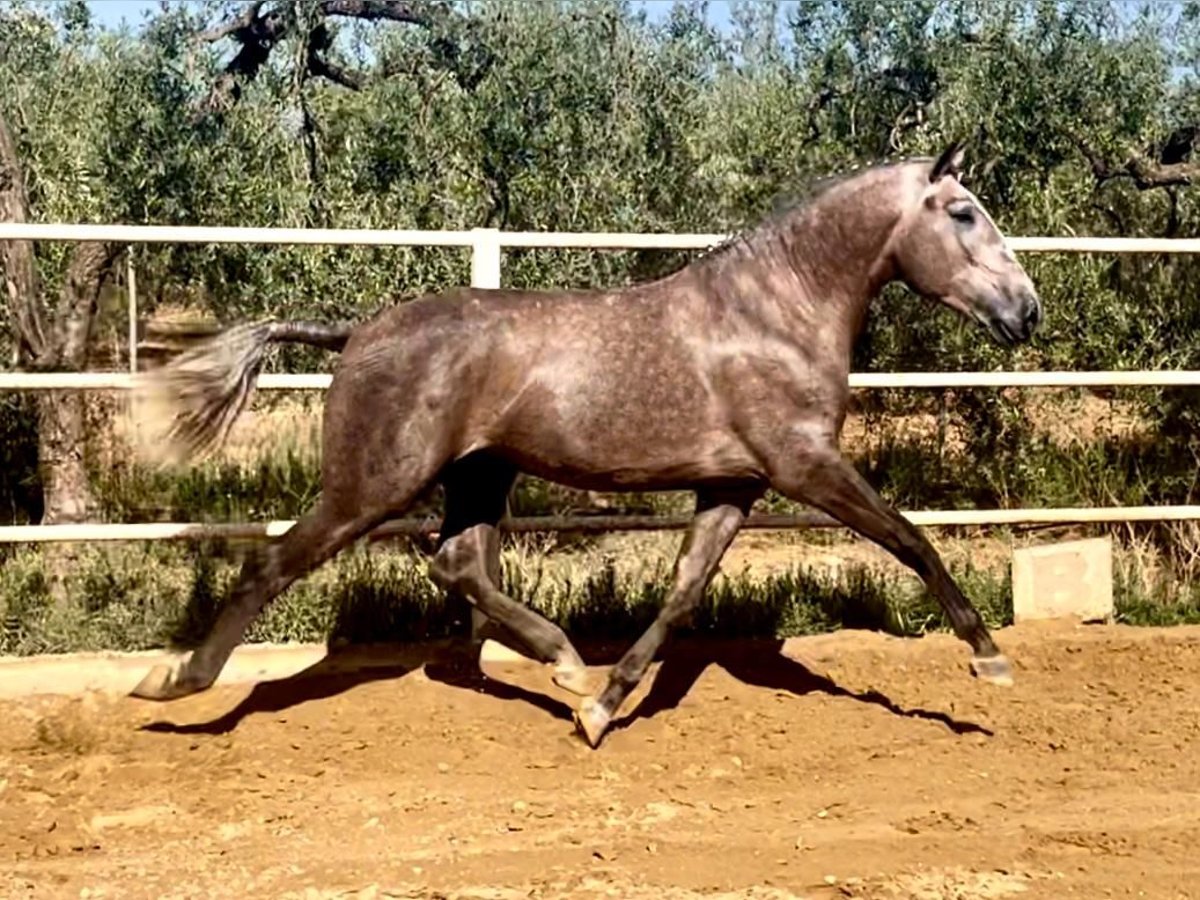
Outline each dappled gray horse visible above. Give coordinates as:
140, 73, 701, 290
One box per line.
129, 142, 1041, 748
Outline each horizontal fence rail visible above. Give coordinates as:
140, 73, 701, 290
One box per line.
3, 371, 1200, 390
1, 222, 1198, 542
4, 222, 1200, 254
4, 506, 1200, 544
0, 223, 483, 247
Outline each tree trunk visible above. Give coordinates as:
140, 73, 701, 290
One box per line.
36, 391, 95, 523
0, 109, 47, 364
1, 108, 121, 527
37, 388, 97, 609
35, 241, 122, 525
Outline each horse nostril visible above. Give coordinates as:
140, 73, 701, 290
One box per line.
1024, 294, 1041, 329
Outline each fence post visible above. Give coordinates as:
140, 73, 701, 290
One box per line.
126, 248, 138, 374
470, 227, 502, 289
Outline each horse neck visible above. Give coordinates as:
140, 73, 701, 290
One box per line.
677, 168, 906, 358
779, 174, 903, 344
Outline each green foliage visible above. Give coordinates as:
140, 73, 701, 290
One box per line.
3, 0, 1196, 375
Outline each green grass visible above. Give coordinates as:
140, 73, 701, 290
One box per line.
1, 532, 1197, 658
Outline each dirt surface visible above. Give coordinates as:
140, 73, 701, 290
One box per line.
3, 621, 1200, 900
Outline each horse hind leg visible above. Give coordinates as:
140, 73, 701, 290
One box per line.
431, 456, 590, 696
129, 496, 392, 701
130, 423, 449, 701
431, 524, 590, 695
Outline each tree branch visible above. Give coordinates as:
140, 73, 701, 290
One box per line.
803, 86, 837, 145
318, 0, 436, 26
1124, 157, 1200, 190
1, 107, 121, 372
197, 3, 289, 111
1071, 133, 1116, 183
50, 241, 123, 370
1072, 132, 1200, 191
1166, 186, 1181, 238
196, 0, 449, 111
194, 0, 266, 43
1090, 199, 1127, 234
307, 45, 365, 90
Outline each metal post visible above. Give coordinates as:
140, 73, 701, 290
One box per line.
126, 248, 138, 374
470, 227, 502, 289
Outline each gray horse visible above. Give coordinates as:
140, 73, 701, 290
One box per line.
129, 142, 1041, 748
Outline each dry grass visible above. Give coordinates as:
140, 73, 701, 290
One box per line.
1113, 520, 1200, 604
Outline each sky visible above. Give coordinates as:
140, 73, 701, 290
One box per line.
80, 0, 747, 33
83, 0, 159, 30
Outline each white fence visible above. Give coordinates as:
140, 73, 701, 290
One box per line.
1, 222, 1199, 542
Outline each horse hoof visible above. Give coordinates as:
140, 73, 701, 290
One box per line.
128, 659, 204, 701
970, 653, 1014, 687
129, 663, 181, 701
552, 662, 592, 697
573, 698, 612, 749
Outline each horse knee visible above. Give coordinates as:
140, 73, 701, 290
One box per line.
429, 538, 486, 595
429, 546, 464, 592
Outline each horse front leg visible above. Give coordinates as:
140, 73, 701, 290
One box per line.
575, 488, 759, 747
770, 447, 1012, 685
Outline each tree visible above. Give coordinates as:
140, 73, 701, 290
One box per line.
0, 6, 123, 523
3, 0, 1199, 533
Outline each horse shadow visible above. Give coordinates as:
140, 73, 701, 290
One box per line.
139, 636, 990, 739
606, 638, 992, 737
138, 640, 571, 737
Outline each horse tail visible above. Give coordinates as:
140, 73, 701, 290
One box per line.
130, 319, 354, 466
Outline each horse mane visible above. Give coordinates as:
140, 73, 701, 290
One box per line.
682, 155, 933, 274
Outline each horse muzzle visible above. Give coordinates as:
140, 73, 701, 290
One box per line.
980, 287, 1041, 347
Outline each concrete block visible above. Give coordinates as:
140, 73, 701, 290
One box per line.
1012, 536, 1113, 624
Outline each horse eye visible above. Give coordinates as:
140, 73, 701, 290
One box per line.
949, 206, 975, 225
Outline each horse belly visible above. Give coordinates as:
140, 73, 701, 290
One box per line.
500, 432, 761, 492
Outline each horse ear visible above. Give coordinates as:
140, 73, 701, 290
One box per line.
929, 140, 965, 182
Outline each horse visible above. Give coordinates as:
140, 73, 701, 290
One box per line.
128, 141, 1041, 748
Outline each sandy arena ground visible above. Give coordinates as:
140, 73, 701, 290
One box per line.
2, 620, 1199, 900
